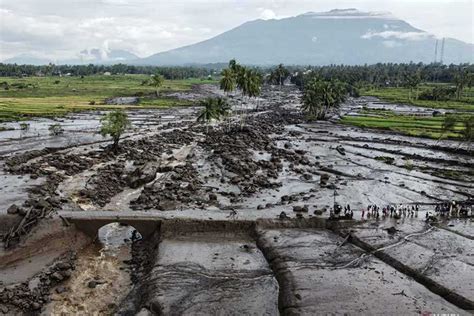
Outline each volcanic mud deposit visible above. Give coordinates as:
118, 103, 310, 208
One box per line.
0, 84, 473, 314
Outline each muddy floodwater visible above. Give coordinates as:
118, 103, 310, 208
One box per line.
0, 85, 473, 315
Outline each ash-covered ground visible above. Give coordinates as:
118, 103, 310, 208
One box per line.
0, 84, 472, 315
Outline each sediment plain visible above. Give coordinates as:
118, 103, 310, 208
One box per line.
0, 84, 472, 315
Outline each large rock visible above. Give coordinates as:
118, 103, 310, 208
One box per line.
127, 163, 158, 189
7, 204, 19, 214
320, 174, 330, 186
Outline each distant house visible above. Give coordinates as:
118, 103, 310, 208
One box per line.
103, 72, 112, 76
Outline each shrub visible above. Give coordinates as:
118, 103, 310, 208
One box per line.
419, 86, 456, 101
100, 110, 131, 151
19, 123, 30, 131
48, 123, 64, 136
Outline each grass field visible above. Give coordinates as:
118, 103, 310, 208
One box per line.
0, 75, 215, 121
341, 110, 469, 139
361, 85, 474, 112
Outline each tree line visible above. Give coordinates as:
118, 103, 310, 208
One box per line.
0, 63, 217, 79
290, 63, 473, 88
2, 62, 472, 85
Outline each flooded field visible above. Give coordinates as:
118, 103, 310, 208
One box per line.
0, 84, 472, 315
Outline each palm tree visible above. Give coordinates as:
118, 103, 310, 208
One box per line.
150, 73, 164, 96
229, 59, 242, 73
196, 98, 229, 134
248, 71, 262, 111
220, 68, 236, 95
454, 69, 471, 100
237, 68, 262, 127
215, 98, 231, 131
403, 71, 421, 101
302, 78, 346, 120
276, 64, 289, 86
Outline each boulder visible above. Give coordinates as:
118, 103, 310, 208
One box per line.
50, 272, 63, 282
293, 205, 303, 212
127, 164, 158, 189
320, 174, 330, 185
336, 145, 346, 155
208, 193, 218, 201
386, 226, 397, 234
6, 204, 19, 214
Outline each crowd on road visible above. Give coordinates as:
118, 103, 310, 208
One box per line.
361, 204, 419, 220
330, 201, 473, 221
430, 201, 472, 218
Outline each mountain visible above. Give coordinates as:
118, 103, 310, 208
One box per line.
137, 9, 474, 66
3, 54, 53, 66
3, 49, 139, 65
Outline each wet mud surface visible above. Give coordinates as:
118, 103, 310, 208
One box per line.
0, 84, 473, 314
257, 228, 464, 315
141, 232, 278, 315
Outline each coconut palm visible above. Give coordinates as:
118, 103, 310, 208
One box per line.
236, 67, 261, 127
196, 98, 230, 134
220, 68, 236, 95
150, 73, 164, 96
403, 71, 421, 101
248, 71, 262, 110
302, 78, 346, 120
270, 64, 289, 86
453, 69, 472, 100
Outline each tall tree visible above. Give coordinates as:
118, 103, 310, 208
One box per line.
453, 69, 472, 100
100, 110, 131, 152
269, 64, 290, 86
196, 98, 229, 134
220, 68, 236, 95
302, 79, 347, 120
150, 73, 164, 95
402, 71, 421, 101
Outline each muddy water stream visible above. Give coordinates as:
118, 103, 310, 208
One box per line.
44, 224, 135, 315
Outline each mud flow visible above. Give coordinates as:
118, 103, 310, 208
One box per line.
0, 84, 472, 315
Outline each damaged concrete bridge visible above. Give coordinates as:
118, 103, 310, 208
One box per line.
60, 211, 163, 239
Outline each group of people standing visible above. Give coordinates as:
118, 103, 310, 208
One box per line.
361, 204, 419, 219
331, 201, 472, 221
433, 201, 472, 218
332, 204, 354, 219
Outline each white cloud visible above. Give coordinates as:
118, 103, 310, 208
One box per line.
0, 0, 472, 61
361, 30, 433, 41
259, 9, 277, 20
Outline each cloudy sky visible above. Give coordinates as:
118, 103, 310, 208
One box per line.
0, 0, 472, 61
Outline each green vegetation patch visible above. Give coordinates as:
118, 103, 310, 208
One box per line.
341, 112, 469, 139
361, 85, 474, 112
0, 75, 207, 121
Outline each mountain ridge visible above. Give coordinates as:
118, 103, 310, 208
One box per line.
135, 9, 473, 66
